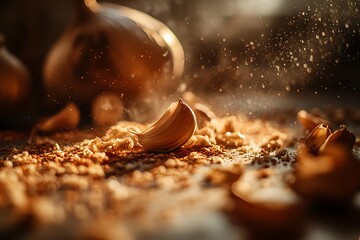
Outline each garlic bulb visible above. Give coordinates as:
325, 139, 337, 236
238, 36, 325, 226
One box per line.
0, 34, 31, 114
43, 0, 184, 107
133, 99, 197, 152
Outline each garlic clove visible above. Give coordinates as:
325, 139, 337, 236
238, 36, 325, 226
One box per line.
297, 110, 330, 132
37, 103, 80, 133
304, 124, 331, 154
319, 125, 356, 154
134, 99, 197, 152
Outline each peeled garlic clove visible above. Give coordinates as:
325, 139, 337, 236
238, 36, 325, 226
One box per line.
297, 110, 330, 132
37, 103, 80, 133
319, 125, 356, 153
134, 99, 197, 152
304, 124, 331, 154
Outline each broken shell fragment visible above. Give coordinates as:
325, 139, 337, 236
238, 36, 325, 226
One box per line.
293, 144, 360, 203
133, 99, 197, 152
229, 169, 304, 236
181, 91, 216, 129
319, 125, 356, 154
304, 124, 331, 154
293, 123, 360, 204
193, 103, 216, 128
297, 110, 330, 132
37, 103, 80, 133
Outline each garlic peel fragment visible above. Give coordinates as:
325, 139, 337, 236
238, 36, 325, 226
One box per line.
304, 124, 331, 154
297, 110, 329, 131
319, 125, 355, 153
134, 99, 197, 152
37, 103, 80, 133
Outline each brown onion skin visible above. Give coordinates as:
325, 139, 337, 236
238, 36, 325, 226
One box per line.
0, 35, 31, 115
43, 0, 183, 108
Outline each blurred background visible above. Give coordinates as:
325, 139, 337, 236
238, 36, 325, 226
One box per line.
0, 0, 359, 120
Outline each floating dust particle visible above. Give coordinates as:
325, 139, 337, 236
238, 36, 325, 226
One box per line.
208, 0, 359, 93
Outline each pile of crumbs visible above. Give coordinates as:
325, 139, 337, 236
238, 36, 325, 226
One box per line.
0, 113, 320, 239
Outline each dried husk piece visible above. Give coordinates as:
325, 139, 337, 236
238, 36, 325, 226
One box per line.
293, 143, 360, 203
36, 103, 80, 133
229, 169, 304, 237
193, 103, 216, 129
319, 125, 356, 154
181, 91, 216, 128
294, 123, 360, 204
297, 110, 330, 132
304, 124, 331, 154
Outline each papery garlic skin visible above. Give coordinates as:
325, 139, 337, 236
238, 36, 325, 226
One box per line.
293, 123, 360, 203
319, 126, 356, 153
297, 110, 329, 132
304, 124, 331, 154
294, 143, 360, 202
134, 99, 197, 152
37, 103, 80, 133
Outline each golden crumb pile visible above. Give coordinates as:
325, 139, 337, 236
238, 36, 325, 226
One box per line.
0, 110, 359, 239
